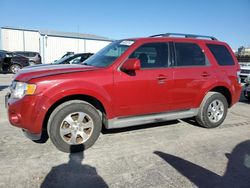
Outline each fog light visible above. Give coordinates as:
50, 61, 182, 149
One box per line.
10, 113, 20, 123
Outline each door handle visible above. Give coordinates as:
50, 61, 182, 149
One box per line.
201, 72, 210, 77
156, 75, 167, 80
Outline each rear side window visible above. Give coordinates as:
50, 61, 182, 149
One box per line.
175, 43, 206, 66
207, 44, 235, 66
29, 52, 36, 57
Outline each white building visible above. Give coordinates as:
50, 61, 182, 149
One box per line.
0, 27, 112, 63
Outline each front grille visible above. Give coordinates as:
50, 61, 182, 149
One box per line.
240, 69, 250, 74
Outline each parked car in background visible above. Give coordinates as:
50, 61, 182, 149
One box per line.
14, 51, 42, 65
239, 62, 250, 83
54, 53, 93, 64
0, 50, 30, 73
25, 53, 93, 69
243, 75, 250, 100
61, 52, 74, 59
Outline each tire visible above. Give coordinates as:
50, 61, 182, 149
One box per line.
195, 92, 228, 128
10, 64, 21, 74
48, 100, 102, 153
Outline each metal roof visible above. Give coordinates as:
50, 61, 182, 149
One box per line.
1, 26, 113, 41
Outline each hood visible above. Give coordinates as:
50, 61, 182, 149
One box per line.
25, 63, 54, 68
14, 64, 100, 82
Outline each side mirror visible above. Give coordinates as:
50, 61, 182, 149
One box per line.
121, 58, 141, 71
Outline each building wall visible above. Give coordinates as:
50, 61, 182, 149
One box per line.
23, 31, 40, 52
42, 36, 110, 63
0, 28, 111, 63
85, 39, 110, 53
1, 28, 40, 52
2, 28, 24, 51
43, 36, 80, 63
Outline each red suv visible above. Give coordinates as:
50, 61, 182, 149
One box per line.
6, 33, 242, 153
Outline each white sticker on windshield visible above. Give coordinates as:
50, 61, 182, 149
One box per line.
120, 40, 134, 46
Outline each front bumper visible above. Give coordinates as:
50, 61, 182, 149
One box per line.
5, 93, 44, 136
22, 129, 41, 140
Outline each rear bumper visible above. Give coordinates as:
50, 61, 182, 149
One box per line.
231, 83, 242, 106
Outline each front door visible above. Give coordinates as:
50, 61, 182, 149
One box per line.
114, 42, 173, 117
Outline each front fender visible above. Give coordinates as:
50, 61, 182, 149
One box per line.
30, 79, 114, 133
43, 80, 113, 114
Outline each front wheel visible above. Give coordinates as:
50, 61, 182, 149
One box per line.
48, 100, 102, 153
10, 64, 21, 74
195, 92, 228, 128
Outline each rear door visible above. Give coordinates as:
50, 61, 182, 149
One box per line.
171, 42, 213, 110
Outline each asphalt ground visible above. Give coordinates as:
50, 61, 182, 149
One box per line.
0, 73, 250, 188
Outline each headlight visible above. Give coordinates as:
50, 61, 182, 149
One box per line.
11, 81, 36, 99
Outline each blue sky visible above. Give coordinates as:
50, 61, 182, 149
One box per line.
1, 0, 250, 49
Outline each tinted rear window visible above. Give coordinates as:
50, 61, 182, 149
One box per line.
175, 43, 206, 66
207, 44, 235, 66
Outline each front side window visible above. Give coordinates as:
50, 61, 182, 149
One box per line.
15, 52, 27, 57
175, 43, 206, 66
129, 43, 169, 68
82, 40, 133, 67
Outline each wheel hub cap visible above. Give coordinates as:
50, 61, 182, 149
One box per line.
60, 112, 94, 145
207, 99, 224, 123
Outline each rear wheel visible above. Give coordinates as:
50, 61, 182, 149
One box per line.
195, 92, 228, 128
48, 100, 102, 153
10, 64, 21, 74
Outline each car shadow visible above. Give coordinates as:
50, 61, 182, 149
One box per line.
180, 117, 202, 127
154, 140, 250, 187
102, 120, 180, 134
41, 145, 108, 188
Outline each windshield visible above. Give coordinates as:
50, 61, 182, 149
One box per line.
53, 55, 74, 64
82, 40, 134, 67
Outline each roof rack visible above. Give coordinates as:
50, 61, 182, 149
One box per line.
149, 33, 217, 40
